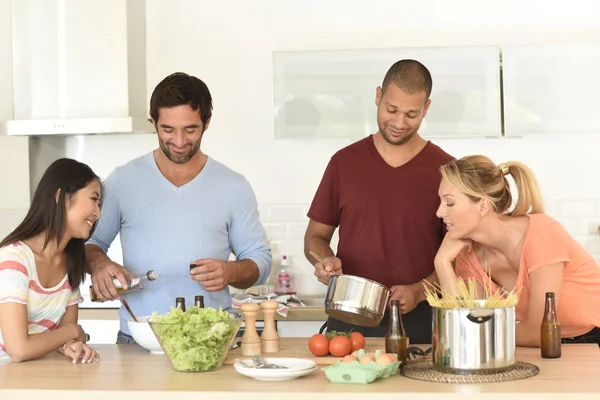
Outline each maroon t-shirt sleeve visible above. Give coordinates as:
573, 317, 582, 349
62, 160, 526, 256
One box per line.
307, 157, 340, 227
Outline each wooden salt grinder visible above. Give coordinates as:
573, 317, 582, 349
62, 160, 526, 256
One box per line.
260, 300, 280, 353
240, 302, 261, 356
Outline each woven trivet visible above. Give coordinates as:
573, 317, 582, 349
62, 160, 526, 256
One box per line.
401, 360, 539, 383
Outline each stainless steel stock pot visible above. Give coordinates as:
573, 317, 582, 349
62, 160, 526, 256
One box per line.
432, 301, 516, 374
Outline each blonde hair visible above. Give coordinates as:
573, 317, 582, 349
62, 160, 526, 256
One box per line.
440, 155, 544, 217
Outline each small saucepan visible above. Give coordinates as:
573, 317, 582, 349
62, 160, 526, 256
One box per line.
309, 251, 391, 328
324, 274, 391, 327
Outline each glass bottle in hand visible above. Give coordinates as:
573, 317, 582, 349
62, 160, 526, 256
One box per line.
385, 300, 409, 366
541, 292, 561, 358
89, 270, 158, 302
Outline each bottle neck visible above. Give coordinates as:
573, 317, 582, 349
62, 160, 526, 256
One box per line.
388, 302, 401, 335
544, 295, 558, 322
132, 271, 155, 287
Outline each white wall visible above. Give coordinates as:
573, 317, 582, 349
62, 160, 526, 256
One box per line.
142, 0, 600, 294
1, 0, 600, 296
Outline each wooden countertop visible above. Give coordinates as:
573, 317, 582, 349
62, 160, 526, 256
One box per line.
1, 338, 599, 400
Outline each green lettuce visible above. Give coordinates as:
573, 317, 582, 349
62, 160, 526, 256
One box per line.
150, 306, 235, 371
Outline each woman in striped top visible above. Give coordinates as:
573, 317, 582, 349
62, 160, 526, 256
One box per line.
0, 158, 101, 364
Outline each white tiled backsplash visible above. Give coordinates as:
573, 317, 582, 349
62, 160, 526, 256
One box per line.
260, 200, 600, 295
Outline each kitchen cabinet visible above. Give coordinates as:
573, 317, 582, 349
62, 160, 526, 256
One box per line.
273, 45, 501, 139
0, 136, 30, 209
0, 0, 12, 124
277, 321, 326, 337
78, 306, 328, 343
78, 319, 120, 345
502, 44, 600, 136
78, 320, 325, 344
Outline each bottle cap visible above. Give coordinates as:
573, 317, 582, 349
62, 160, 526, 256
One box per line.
147, 270, 159, 280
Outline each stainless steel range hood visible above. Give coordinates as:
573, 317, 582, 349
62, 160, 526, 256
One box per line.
5, 0, 154, 136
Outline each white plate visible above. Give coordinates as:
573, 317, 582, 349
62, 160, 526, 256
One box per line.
233, 358, 317, 381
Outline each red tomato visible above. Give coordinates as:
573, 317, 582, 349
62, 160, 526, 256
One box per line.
349, 332, 366, 352
329, 336, 352, 357
308, 334, 329, 356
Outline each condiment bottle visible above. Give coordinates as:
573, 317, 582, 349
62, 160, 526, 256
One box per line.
194, 295, 205, 308
385, 300, 409, 366
541, 292, 561, 359
175, 297, 186, 312
89, 270, 158, 302
260, 300, 279, 353
240, 302, 261, 356
275, 255, 295, 295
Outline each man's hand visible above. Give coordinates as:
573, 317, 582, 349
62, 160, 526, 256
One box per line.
314, 256, 343, 285
90, 260, 131, 301
190, 259, 232, 292
390, 284, 421, 314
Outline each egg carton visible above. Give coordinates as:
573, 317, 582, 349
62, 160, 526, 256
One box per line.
321, 349, 402, 384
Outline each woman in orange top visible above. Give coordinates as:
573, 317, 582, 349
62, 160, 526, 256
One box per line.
434, 155, 600, 347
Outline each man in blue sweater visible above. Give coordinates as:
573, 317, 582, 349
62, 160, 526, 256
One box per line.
85, 72, 272, 344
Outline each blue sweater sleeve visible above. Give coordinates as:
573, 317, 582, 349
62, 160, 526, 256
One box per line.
228, 178, 272, 286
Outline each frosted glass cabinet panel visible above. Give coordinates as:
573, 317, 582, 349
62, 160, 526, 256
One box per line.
502, 44, 600, 136
273, 46, 501, 139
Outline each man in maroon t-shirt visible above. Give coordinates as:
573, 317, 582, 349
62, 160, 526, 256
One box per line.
304, 59, 454, 343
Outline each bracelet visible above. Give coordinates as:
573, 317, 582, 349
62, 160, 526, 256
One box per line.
62, 339, 78, 351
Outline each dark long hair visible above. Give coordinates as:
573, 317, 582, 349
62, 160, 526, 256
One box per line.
0, 158, 102, 289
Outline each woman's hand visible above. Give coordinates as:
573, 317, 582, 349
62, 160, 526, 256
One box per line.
63, 340, 100, 364
434, 234, 472, 267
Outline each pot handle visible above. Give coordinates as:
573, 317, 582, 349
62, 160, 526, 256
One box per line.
466, 309, 494, 324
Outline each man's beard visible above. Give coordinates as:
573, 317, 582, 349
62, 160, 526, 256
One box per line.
159, 139, 201, 164
378, 124, 416, 146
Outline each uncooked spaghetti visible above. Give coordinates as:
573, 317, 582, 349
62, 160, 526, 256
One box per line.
424, 263, 519, 309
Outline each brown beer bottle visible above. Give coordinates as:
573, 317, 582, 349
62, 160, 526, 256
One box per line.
175, 297, 186, 312
194, 295, 205, 308
540, 292, 561, 358
385, 300, 409, 366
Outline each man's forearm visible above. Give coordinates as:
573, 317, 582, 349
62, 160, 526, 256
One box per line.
304, 236, 334, 266
85, 244, 110, 274
411, 270, 439, 303
228, 259, 260, 289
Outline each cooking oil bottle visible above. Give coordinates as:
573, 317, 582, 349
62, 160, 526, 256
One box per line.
89, 270, 158, 302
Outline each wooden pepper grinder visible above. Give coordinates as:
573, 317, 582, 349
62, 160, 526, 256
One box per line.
240, 302, 261, 356
260, 300, 280, 353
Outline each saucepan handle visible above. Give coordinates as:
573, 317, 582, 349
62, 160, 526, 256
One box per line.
466, 309, 494, 324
